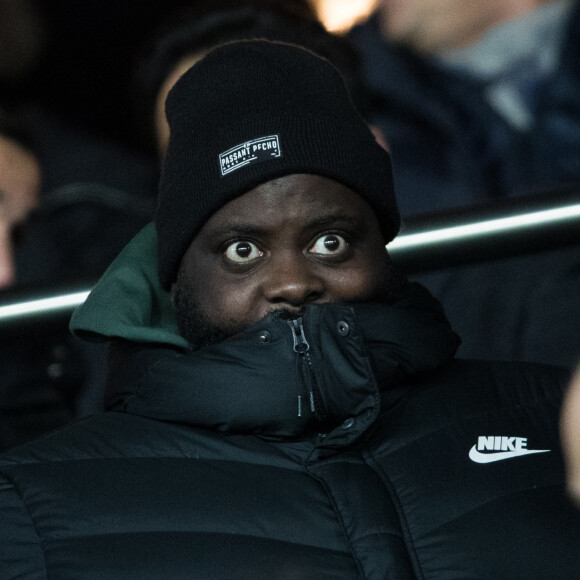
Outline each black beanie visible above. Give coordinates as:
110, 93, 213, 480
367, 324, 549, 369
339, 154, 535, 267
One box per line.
156, 39, 399, 289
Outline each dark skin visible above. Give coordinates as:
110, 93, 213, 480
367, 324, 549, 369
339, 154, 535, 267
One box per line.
173, 173, 401, 348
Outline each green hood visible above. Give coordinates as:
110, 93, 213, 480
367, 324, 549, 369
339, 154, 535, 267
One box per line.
70, 223, 188, 350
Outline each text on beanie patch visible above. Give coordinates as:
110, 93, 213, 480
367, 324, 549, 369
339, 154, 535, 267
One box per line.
219, 135, 282, 176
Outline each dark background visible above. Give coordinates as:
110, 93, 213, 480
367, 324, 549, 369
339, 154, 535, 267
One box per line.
1, 0, 194, 151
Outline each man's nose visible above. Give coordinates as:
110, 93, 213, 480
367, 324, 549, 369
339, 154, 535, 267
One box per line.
262, 251, 325, 307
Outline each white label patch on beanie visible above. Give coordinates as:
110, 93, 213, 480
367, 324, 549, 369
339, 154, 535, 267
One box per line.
219, 135, 282, 176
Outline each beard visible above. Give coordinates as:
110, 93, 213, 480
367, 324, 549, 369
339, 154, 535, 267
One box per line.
172, 259, 407, 351
172, 270, 245, 351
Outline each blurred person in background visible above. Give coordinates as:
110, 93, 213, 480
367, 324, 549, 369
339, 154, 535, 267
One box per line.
0, 2, 162, 449
0, 106, 80, 450
0, 103, 156, 450
349, 0, 580, 369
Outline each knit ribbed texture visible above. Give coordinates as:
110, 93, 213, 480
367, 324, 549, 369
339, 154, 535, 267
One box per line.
156, 40, 399, 288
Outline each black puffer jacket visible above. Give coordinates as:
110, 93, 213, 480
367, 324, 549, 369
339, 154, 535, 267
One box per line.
0, 225, 577, 579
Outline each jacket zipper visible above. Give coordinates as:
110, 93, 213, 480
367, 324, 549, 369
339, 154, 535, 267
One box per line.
287, 318, 327, 422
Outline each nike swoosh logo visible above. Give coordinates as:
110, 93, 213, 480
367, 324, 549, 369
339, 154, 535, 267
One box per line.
469, 446, 550, 464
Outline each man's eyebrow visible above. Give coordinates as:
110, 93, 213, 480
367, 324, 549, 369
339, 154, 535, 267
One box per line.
204, 224, 269, 240
303, 214, 364, 230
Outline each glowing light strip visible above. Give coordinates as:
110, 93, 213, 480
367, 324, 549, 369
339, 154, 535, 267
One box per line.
0, 290, 90, 322
388, 204, 580, 251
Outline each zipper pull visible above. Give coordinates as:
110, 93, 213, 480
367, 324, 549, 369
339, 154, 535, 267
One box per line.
287, 318, 310, 353
288, 318, 310, 417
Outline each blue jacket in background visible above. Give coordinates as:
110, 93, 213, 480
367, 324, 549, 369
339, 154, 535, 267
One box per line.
349, 3, 580, 215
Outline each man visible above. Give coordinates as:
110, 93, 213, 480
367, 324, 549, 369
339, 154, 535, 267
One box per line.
0, 41, 578, 578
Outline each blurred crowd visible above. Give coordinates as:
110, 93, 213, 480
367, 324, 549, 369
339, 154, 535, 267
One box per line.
0, 0, 578, 462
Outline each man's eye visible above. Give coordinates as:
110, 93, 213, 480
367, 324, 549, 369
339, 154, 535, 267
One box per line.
308, 233, 348, 256
223, 240, 264, 263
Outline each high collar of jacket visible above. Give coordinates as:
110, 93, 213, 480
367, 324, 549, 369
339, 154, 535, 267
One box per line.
71, 223, 460, 444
